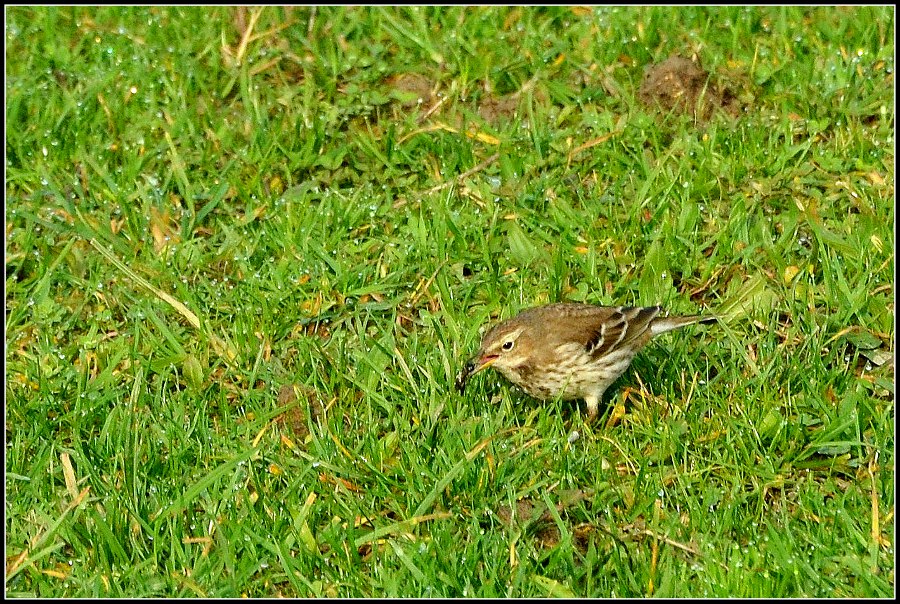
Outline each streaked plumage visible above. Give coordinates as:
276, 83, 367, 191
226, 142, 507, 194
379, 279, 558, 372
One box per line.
456, 303, 715, 418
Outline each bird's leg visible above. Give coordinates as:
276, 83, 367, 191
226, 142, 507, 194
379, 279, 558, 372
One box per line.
584, 394, 600, 420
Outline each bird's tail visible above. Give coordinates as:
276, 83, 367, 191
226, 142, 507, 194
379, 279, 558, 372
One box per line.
649, 313, 717, 336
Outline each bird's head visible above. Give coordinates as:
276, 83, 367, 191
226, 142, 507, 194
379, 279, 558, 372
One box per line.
455, 320, 532, 392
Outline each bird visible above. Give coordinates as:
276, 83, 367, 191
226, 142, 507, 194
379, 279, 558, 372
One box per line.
456, 302, 715, 419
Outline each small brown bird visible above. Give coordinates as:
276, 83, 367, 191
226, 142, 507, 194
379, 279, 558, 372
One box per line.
456, 303, 715, 419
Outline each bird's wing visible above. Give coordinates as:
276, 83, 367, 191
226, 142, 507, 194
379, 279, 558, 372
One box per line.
584, 306, 661, 358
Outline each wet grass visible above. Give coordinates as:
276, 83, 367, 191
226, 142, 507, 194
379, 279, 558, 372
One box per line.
5, 5, 894, 597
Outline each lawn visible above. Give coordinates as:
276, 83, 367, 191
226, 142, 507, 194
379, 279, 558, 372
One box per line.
4, 6, 894, 597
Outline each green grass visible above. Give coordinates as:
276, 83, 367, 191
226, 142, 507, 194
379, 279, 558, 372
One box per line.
5, 5, 894, 597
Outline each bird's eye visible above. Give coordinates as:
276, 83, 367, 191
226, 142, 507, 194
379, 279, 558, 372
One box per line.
501, 340, 515, 351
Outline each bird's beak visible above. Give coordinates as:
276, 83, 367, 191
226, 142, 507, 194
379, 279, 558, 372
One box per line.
455, 354, 498, 393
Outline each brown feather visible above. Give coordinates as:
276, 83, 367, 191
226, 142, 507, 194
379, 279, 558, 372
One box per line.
459, 302, 715, 418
